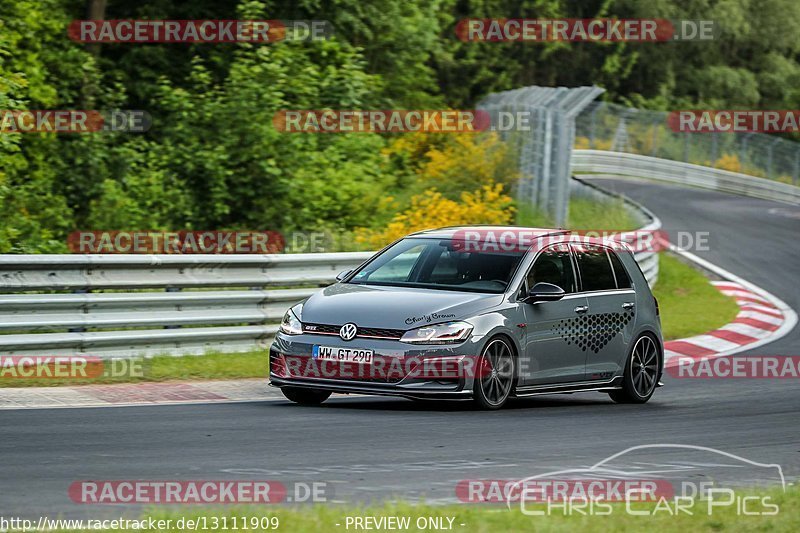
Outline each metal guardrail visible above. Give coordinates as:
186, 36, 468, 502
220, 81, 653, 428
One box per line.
572, 150, 800, 205
0, 253, 373, 291
576, 102, 800, 184
0, 254, 372, 358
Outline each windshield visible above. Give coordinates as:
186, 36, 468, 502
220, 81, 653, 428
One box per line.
348, 237, 526, 293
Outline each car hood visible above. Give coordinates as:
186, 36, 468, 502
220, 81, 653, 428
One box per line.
299, 283, 503, 329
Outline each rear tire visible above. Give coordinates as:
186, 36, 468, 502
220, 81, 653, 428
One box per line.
473, 337, 516, 410
609, 334, 660, 404
282, 386, 331, 406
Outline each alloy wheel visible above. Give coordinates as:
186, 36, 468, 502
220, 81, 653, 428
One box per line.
479, 339, 515, 407
630, 335, 659, 397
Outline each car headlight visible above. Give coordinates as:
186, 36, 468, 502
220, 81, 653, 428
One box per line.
279, 308, 303, 335
400, 321, 473, 345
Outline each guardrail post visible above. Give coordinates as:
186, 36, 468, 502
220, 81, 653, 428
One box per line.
767, 138, 781, 180
740, 133, 752, 169
711, 132, 719, 165
68, 288, 89, 333
651, 119, 660, 156
164, 286, 182, 329
767, 141, 774, 180
683, 132, 690, 162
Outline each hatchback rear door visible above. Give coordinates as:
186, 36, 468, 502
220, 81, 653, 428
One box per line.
571, 243, 638, 381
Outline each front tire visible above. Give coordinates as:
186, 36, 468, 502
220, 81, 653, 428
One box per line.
282, 386, 331, 406
609, 334, 660, 404
473, 337, 516, 410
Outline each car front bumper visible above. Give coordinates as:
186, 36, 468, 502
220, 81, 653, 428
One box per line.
268, 332, 484, 400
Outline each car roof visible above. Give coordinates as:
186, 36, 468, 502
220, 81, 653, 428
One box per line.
408, 225, 569, 239
405, 226, 634, 252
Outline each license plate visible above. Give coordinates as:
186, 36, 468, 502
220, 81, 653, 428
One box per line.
312, 345, 373, 364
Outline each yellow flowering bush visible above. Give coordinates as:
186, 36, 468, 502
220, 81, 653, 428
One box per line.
383, 132, 519, 198
713, 153, 743, 173
707, 153, 766, 178
355, 182, 515, 248
574, 136, 613, 150
423, 133, 511, 184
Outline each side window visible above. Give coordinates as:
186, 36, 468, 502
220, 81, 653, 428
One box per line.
574, 245, 616, 292
526, 244, 576, 293
608, 250, 632, 289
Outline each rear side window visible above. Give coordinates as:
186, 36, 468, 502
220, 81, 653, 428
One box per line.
608, 250, 632, 289
574, 245, 616, 292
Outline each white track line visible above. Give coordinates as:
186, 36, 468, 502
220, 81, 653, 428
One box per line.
666, 245, 798, 358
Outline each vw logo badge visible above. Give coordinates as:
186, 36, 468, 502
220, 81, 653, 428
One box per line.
339, 323, 357, 341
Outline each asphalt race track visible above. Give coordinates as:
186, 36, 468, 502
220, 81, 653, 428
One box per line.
1, 179, 798, 518
594, 177, 800, 355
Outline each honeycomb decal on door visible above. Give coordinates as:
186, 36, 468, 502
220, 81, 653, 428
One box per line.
552, 311, 634, 353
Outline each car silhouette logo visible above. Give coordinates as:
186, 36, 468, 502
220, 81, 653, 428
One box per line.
505, 443, 786, 510
339, 323, 357, 341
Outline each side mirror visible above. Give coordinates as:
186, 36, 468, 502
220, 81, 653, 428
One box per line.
522, 282, 565, 303
336, 269, 353, 282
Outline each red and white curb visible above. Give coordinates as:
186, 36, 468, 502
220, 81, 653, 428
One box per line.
664, 246, 797, 367
664, 281, 787, 361
0, 379, 284, 410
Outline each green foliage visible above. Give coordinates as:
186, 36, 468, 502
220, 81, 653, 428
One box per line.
2, 0, 800, 252
612, 0, 800, 111
0, 0, 90, 252
136, 30, 391, 231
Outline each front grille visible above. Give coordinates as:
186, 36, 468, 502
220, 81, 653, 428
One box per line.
303, 323, 404, 340
302, 323, 340, 335
358, 326, 405, 339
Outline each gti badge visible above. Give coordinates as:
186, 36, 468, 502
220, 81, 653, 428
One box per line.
339, 323, 357, 341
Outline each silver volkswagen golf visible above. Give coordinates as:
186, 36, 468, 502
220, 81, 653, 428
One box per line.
270, 226, 663, 409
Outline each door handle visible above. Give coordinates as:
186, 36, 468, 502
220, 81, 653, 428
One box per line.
622, 302, 635, 310
574, 305, 589, 314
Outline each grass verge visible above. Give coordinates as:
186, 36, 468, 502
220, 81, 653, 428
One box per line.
652, 253, 740, 341
517, 196, 639, 230
0, 351, 266, 388
44, 486, 799, 532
